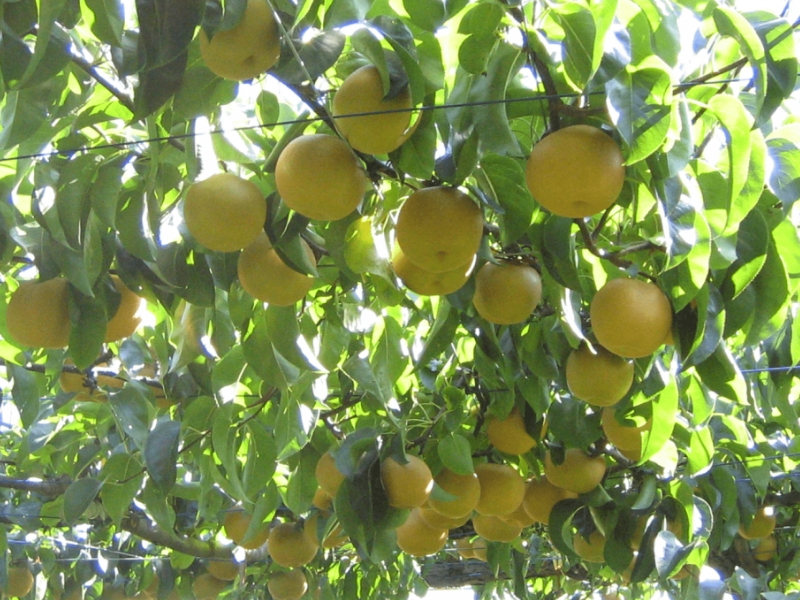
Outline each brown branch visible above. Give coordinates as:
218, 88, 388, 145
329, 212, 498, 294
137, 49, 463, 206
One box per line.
319, 393, 365, 418
68, 51, 185, 153
69, 51, 135, 114
121, 509, 231, 559
0, 475, 71, 498
575, 220, 660, 281
675, 57, 748, 93
119, 509, 262, 563
423, 557, 587, 588
507, 6, 562, 133
0, 358, 165, 394
591, 206, 613, 240
611, 240, 666, 258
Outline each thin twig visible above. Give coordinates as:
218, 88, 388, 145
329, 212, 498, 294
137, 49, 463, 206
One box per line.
575, 220, 660, 281
408, 407, 447, 449
68, 51, 185, 152
68, 52, 135, 113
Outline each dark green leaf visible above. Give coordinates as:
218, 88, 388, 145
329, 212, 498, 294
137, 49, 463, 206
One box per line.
67, 290, 107, 370
554, 2, 596, 89
402, 0, 445, 31
10, 365, 40, 429
63, 478, 103, 526
100, 454, 145, 525
109, 385, 152, 450
437, 434, 473, 475
713, 7, 767, 115
606, 56, 672, 164
144, 420, 181, 494
85, 0, 125, 46
274, 394, 315, 460
766, 124, 800, 211
751, 13, 798, 126
274, 30, 345, 85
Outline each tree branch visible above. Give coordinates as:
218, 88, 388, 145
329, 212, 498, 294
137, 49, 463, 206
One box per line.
423, 558, 586, 588
69, 51, 135, 114
0, 476, 71, 498
121, 509, 231, 560
575, 220, 660, 280
0, 358, 166, 394
507, 6, 563, 133
68, 50, 185, 152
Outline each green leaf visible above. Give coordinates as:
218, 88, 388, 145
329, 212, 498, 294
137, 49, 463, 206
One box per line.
144, 420, 181, 494
713, 7, 767, 115
721, 208, 769, 300
709, 94, 753, 213
726, 129, 766, 233
273, 30, 345, 85
540, 217, 581, 291
342, 355, 390, 406
67, 290, 108, 370
109, 385, 152, 450
402, 0, 445, 32
173, 59, 238, 120
343, 217, 391, 278
285, 449, 318, 515
606, 56, 672, 164
653, 531, 692, 579
142, 479, 176, 533
243, 422, 278, 498
134, 53, 189, 118
0, 89, 48, 151
63, 478, 103, 526
395, 106, 436, 180
547, 498, 582, 558
135, 0, 203, 69
629, 0, 680, 66
479, 154, 536, 244
100, 454, 145, 525
324, 0, 370, 28
641, 369, 677, 462
683, 283, 725, 367
547, 397, 601, 450
766, 124, 800, 211
415, 301, 461, 369
695, 345, 747, 403
437, 434, 473, 475
16, 0, 67, 88
686, 428, 714, 475
85, 0, 125, 46
750, 13, 798, 126
743, 232, 790, 346
553, 2, 597, 89
10, 364, 40, 429
274, 394, 316, 460
458, 33, 497, 76
458, 2, 503, 36
447, 42, 523, 155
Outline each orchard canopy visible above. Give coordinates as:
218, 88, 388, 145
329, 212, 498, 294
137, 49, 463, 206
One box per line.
2, 0, 800, 598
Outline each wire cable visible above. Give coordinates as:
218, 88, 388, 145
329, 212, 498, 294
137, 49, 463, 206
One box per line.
0, 78, 752, 164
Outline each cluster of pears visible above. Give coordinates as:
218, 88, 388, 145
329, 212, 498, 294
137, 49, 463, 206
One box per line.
198, 1, 417, 158
561, 277, 673, 461
6, 274, 143, 350
312, 442, 592, 561
183, 172, 317, 307
392, 187, 543, 325
739, 505, 779, 563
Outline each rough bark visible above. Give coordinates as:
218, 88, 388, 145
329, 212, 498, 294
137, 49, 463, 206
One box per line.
423, 558, 566, 588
